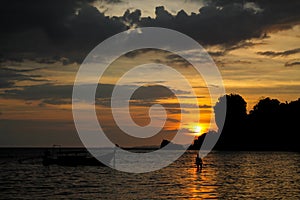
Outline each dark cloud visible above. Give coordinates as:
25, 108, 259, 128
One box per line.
125, 100, 191, 115
208, 41, 264, 57
164, 54, 191, 68
208, 84, 220, 88
167, 118, 180, 123
167, 109, 189, 114
41, 98, 72, 105
285, 59, 300, 67
128, 100, 195, 109
226, 41, 265, 52
0, 0, 126, 64
199, 104, 211, 108
133, 81, 166, 84
177, 95, 206, 99
123, 48, 192, 67
131, 85, 178, 100
0, 79, 14, 88
0, 0, 299, 64
139, 1, 300, 45
231, 60, 252, 64
4, 83, 187, 105
2, 67, 45, 73
36, 58, 57, 65
123, 49, 161, 58
0, 67, 47, 88
257, 48, 300, 57
226, 84, 300, 95
208, 51, 226, 57
124, 49, 192, 67
4, 84, 73, 100
215, 59, 252, 67
123, 9, 141, 25
102, 0, 123, 4
155, 6, 174, 22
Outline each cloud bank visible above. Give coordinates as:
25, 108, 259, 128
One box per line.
1, 0, 299, 63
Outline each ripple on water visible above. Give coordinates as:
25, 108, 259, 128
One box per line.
0, 151, 299, 199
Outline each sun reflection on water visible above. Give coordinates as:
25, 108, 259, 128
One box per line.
183, 152, 219, 199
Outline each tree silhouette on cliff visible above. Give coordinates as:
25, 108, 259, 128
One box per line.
191, 94, 299, 151
214, 94, 247, 150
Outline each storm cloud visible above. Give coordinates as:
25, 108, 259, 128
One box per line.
0, 0, 299, 63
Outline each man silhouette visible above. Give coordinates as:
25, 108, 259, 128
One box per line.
195, 153, 203, 172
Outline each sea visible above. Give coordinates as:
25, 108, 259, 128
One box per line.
0, 149, 299, 199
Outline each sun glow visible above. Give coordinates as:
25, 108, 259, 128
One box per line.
193, 125, 203, 136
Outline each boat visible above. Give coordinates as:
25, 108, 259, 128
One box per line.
42, 146, 113, 167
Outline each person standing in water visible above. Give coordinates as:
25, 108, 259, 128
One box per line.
195, 153, 203, 172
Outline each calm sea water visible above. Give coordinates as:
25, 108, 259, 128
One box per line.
0, 150, 299, 199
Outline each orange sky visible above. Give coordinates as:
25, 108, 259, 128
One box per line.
1, 1, 300, 147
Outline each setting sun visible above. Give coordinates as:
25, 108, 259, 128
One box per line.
193, 125, 203, 136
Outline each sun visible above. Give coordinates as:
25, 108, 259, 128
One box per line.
194, 126, 202, 133
193, 125, 203, 136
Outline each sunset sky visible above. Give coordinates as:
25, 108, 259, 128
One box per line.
1, 0, 300, 147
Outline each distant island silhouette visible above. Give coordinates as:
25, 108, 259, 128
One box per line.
190, 94, 300, 152
116, 140, 184, 151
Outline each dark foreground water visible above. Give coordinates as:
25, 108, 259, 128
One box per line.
0, 150, 299, 199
